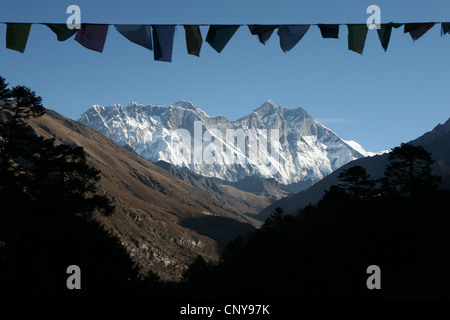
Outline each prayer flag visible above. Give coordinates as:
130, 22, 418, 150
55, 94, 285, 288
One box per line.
115, 25, 152, 50
44, 23, 78, 41
277, 25, 310, 52
206, 25, 240, 53
318, 24, 339, 39
6, 23, 31, 53
248, 25, 278, 44
75, 24, 109, 52
377, 23, 403, 51
184, 25, 202, 56
153, 25, 176, 62
347, 24, 368, 54
441, 22, 450, 36
404, 23, 435, 41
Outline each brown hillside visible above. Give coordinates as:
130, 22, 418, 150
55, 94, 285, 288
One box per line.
28, 109, 255, 281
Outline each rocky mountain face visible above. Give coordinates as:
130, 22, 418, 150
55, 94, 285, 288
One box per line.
78, 100, 369, 189
154, 160, 272, 221
258, 116, 450, 221
27, 109, 255, 281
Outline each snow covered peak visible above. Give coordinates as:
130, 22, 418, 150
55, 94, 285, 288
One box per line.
92, 104, 104, 112
253, 100, 307, 119
171, 100, 210, 118
127, 101, 145, 108
78, 100, 370, 186
262, 99, 277, 108
173, 100, 197, 110
344, 140, 370, 157
254, 100, 280, 114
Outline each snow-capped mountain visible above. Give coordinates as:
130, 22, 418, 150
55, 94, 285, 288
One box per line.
78, 100, 369, 185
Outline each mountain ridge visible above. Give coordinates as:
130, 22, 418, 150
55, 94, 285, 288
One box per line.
78, 100, 370, 188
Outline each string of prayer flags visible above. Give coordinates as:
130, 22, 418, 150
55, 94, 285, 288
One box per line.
44, 23, 78, 41
404, 23, 435, 41
206, 25, 240, 53
115, 25, 152, 50
184, 25, 202, 56
152, 25, 176, 62
441, 23, 450, 36
6, 23, 31, 53
318, 24, 339, 39
277, 25, 310, 52
347, 24, 369, 54
5, 21, 450, 60
377, 23, 403, 51
248, 25, 279, 44
75, 24, 109, 52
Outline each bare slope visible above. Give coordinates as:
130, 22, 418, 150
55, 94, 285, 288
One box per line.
28, 109, 255, 281
154, 160, 272, 219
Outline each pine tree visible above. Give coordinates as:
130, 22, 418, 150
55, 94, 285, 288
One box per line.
0, 76, 10, 101
0, 76, 156, 298
383, 143, 441, 198
337, 166, 374, 199
261, 206, 285, 230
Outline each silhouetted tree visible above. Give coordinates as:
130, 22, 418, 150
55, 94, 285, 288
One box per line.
182, 255, 210, 281
0, 85, 44, 171
0, 84, 45, 207
179, 255, 216, 298
178, 140, 450, 300
29, 140, 114, 218
0, 76, 157, 299
261, 206, 285, 231
383, 143, 441, 198
9, 85, 45, 118
0, 76, 10, 100
338, 166, 375, 199
318, 184, 350, 206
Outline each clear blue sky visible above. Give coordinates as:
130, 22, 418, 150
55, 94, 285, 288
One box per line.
1, 0, 450, 152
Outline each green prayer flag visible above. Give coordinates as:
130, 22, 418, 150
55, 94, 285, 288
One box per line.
6, 23, 32, 53
44, 23, 78, 41
184, 25, 202, 57
377, 23, 403, 51
206, 25, 239, 53
347, 24, 368, 54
